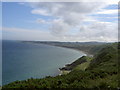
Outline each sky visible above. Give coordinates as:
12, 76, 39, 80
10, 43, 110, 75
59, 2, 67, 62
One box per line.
1, 0, 119, 42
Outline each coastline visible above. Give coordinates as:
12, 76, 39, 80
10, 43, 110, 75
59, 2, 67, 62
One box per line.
60, 47, 93, 57
22, 41, 93, 56
53, 47, 93, 75
34, 43, 93, 75
21, 41, 93, 75
3, 42, 118, 88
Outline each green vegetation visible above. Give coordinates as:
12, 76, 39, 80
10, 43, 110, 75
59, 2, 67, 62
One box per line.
74, 56, 92, 71
59, 56, 90, 71
73, 61, 90, 71
2, 42, 119, 89
60, 56, 92, 75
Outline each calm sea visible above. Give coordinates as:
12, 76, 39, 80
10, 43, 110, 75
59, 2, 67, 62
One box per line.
2, 40, 85, 85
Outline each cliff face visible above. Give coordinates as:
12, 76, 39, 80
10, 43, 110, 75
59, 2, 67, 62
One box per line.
3, 42, 119, 89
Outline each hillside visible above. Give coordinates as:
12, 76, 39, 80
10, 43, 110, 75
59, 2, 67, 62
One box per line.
2, 42, 119, 89
59, 56, 88, 70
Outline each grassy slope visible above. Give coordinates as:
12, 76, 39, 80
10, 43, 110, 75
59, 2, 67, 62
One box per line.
73, 57, 92, 71
59, 56, 91, 71
2, 42, 119, 89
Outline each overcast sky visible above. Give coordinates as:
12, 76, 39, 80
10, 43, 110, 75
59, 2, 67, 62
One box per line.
2, 0, 119, 42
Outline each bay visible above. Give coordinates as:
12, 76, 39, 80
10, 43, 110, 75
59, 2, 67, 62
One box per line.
2, 40, 85, 85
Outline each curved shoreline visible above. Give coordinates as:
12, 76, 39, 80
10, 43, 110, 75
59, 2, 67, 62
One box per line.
22, 41, 93, 75
22, 41, 93, 56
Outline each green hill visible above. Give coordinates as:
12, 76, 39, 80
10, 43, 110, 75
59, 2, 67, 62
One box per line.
59, 56, 92, 71
2, 42, 119, 89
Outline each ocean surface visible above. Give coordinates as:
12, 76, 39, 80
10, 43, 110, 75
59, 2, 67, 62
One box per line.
2, 40, 85, 85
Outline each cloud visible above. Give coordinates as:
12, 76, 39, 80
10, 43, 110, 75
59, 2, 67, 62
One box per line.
30, 2, 107, 27
3, 22, 118, 42
78, 22, 118, 42
4, 1, 118, 42
27, 2, 118, 42
30, 2, 117, 23
36, 18, 48, 24
96, 9, 118, 14
31, 9, 50, 16
4, 0, 118, 4
2, 27, 57, 41
49, 19, 71, 36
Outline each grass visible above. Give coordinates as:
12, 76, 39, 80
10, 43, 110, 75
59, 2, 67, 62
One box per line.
73, 62, 90, 71
73, 56, 93, 71
60, 70, 71, 75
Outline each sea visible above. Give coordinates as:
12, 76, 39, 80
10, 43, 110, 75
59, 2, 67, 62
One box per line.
2, 40, 85, 85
